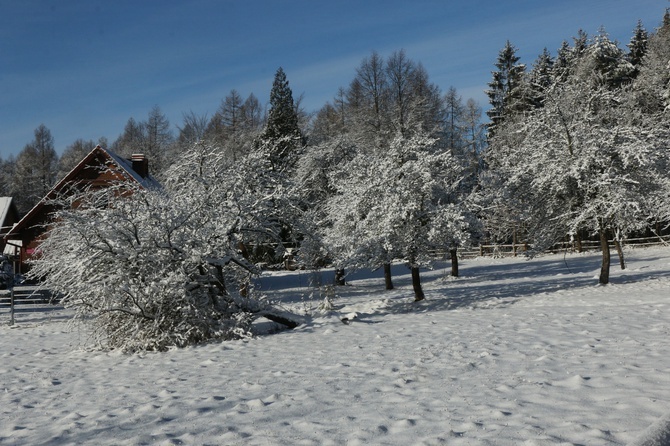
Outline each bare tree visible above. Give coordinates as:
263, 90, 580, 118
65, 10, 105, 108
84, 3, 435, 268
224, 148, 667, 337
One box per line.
12, 124, 58, 214
144, 105, 174, 174
57, 138, 106, 179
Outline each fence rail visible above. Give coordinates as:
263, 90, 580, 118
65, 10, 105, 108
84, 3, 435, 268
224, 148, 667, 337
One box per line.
0, 285, 62, 324
438, 234, 670, 260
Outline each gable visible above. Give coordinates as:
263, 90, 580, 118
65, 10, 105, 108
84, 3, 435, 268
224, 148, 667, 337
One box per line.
3, 147, 159, 245
0, 197, 19, 239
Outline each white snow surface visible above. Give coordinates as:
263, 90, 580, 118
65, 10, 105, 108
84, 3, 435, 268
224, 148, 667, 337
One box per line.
2, 247, 670, 445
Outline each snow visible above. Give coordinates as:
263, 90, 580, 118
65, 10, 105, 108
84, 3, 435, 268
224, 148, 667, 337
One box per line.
2, 247, 670, 445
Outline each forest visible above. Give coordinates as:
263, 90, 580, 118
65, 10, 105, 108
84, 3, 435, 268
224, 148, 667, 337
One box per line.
2, 12, 670, 351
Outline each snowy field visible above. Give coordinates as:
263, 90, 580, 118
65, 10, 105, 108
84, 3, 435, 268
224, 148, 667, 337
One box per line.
2, 247, 670, 445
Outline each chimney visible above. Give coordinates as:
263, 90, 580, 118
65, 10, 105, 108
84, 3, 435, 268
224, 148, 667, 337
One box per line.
131, 154, 149, 178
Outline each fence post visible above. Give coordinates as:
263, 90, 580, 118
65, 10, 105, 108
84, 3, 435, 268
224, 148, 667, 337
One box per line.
9, 287, 15, 326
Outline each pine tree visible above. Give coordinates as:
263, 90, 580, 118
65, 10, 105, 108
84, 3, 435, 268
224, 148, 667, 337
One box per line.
552, 31, 589, 85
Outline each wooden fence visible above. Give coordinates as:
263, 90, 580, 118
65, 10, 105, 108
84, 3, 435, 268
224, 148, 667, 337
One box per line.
439, 234, 670, 260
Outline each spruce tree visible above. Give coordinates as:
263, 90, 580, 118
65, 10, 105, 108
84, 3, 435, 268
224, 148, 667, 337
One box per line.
485, 41, 526, 139
628, 20, 649, 78
528, 48, 554, 108
258, 67, 303, 170
587, 27, 634, 89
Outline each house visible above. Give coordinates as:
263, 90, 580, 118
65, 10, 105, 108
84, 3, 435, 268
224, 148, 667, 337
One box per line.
0, 197, 20, 253
3, 146, 159, 274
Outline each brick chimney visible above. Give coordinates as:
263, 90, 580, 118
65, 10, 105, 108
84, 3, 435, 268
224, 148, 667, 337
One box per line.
131, 154, 149, 178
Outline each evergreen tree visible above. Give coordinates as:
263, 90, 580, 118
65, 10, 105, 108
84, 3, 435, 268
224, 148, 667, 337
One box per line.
528, 48, 555, 108
627, 20, 649, 78
256, 67, 303, 170
584, 27, 634, 89
485, 41, 526, 139
571, 29, 590, 61
552, 30, 590, 85
634, 9, 670, 113
553, 40, 573, 83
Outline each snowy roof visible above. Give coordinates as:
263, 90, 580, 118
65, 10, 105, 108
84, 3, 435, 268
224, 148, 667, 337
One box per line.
4, 147, 161, 241
0, 197, 14, 227
54, 146, 161, 191
102, 149, 161, 190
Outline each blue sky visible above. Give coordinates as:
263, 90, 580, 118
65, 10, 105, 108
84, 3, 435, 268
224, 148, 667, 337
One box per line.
1, 0, 667, 158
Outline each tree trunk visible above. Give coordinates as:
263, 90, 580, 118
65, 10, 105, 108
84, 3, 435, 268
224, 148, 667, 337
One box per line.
599, 228, 610, 285
411, 266, 425, 301
450, 248, 459, 277
383, 263, 394, 290
614, 239, 625, 270
575, 232, 583, 253
334, 268, 346, 286
257, 308, 303, 329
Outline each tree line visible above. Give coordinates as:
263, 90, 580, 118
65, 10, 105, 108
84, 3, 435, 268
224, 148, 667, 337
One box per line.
484, 13, 670, 284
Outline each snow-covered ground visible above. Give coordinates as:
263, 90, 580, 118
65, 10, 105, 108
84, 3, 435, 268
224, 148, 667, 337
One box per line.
2, 247, 670, 445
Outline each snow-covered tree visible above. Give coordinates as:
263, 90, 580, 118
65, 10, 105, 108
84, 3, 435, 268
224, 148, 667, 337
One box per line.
28, 142, 300, 352
581, 28, 634, 89
633, 11, 670, 113
325, 133, 472, 300
293, 135, 360, 271
486, 77, 669, 284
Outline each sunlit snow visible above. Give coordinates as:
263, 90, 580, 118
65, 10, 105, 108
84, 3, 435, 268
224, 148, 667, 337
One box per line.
2, 247, 670, 445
